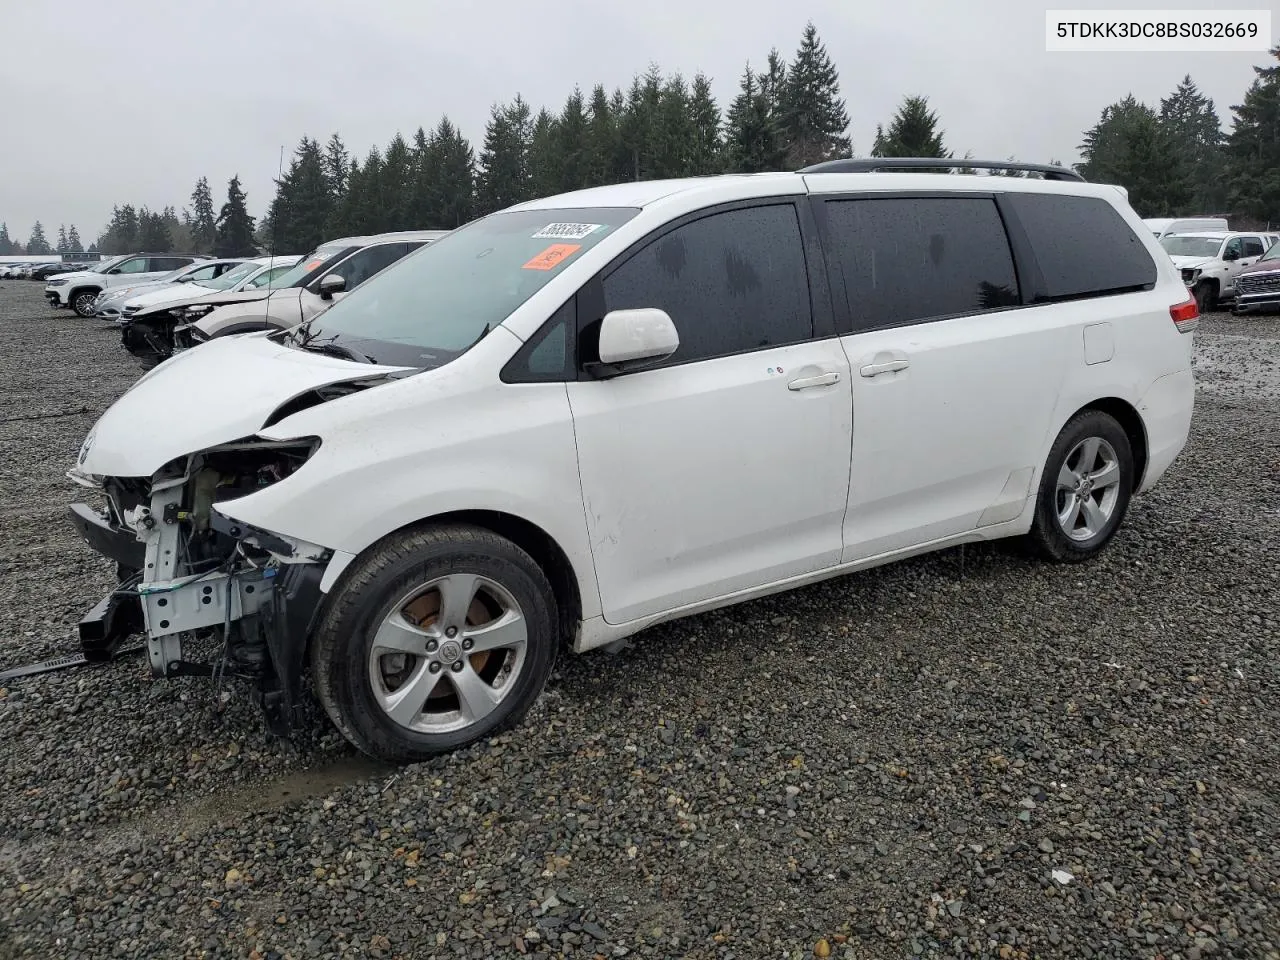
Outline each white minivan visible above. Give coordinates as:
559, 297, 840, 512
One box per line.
67, 161, 1197, 762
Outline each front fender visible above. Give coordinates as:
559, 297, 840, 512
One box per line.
212, 344, 603, 620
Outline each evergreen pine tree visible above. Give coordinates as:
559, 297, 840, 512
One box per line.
687, 73, 723, 175
584, 86, 618, 186
1079, 96, 1189, 214
779, 22, 851, 167
269, 137, 334, 253
214, 175, 257, 256
1224, 45, 1280, 222
1160, 75, 1227, 212
870, 96, 950, 158
27, 222, 51, 254
724, 65, 775, 172
555, 87, 591, 192
433, 117, 476, 228
380, 132, 415, 232
653, 74, 696, 178
323, 133, 350, 199
139, 208, 173, 251
478, 98, 534, 214
0, 223, 12, 255
189, 177, 217, 253
56, 225, 68, 254
528, 108, 562, 197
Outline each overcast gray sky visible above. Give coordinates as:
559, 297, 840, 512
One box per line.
0, 0, 1267, 246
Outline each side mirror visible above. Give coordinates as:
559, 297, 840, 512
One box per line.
319, 273, 346, 300
587, 308, 680, 378
1223, 249, 1239, 262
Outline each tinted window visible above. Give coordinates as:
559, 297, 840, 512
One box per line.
503, 300, 573, 382
114, 257, 151, 274
1223, 238, 1243, 259
185, 263, 222, 282
601, 204, 812, 364
1242, 237, 1266, 258
823, 197, 1019, 330
325, 242, 419, 291
1003, 193, 1156, 301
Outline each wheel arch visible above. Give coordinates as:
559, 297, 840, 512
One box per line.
1073, 397, 1148, 490
326, 509, 585, 651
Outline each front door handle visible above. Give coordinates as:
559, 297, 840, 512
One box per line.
787, 371, 840, 391
859, 359, 910, 378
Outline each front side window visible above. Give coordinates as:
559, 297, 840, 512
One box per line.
247, 264, 295, 288
600, 203, 813, 365
114, 257, 151, 274
292, 207, 636, 368
320, 242, 420, 292
1004, 193, 1156, 301
822, 196, 1019, 331
202, 261, 260, 291
1223, 238, 1244, 259
184, 263, 222, 282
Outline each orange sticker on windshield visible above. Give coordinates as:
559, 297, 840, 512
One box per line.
522, 243, 581, 271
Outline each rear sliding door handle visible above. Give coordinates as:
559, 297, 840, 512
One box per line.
787, 371, 841, 391
859, 359, 909, 378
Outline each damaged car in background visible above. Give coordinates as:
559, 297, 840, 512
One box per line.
120, 231, 446, 367
66, 166, 1196, 763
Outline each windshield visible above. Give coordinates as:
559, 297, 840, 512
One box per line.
202, 260, 261, 291
268, 243, 354, 289
1160, 236, 1222, 258
295, 208, 637, 367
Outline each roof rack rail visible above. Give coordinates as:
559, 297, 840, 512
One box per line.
798, 158, 1086, 182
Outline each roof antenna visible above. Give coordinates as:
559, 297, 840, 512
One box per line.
265, 143, 285, 322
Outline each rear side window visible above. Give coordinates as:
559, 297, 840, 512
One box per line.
601, 203, 813, 365
822, 196, 1020, 331
1242, 237, 1266, 258
1002, 193, 1156, 301
324, 242, 419, 291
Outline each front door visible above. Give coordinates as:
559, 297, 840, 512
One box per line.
567, 202, 853, 624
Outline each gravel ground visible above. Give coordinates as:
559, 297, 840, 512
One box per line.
0, 281, 1277, 960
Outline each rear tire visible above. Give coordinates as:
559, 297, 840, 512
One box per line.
310, 524, 559, 763
71, 289, 99, 318
1026, 410, 1133, 563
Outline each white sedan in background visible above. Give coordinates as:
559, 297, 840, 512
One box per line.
114, 255, 301, 324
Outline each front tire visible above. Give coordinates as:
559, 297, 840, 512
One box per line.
1192, 281, 1217, 313
1026, 410, 1133, 563
71, 289, 99, 318
310, 524, 559, 762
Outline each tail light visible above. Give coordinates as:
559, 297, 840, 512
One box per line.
1170, 297, 1199, 333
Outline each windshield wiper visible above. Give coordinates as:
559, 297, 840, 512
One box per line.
296, 338, 375, 364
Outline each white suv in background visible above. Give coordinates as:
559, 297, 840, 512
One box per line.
1161, 231, 1279, 311
46, 253, 210, 316
67, 160, 1196, 763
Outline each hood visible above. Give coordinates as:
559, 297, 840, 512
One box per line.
76, 332, 414, 478
47, 269, 97, 283
125, 282, 217, 308
130, 284, 289, 319
1238, 259, 1280, 277
1169, 256, 1212, 270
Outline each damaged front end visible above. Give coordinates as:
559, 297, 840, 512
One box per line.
67, 436, 329, 734
121, 303, 219, 368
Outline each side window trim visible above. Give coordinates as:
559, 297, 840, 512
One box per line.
815, 191, 1025, 335
574, 196, 827, 379
500, 296, 576, 384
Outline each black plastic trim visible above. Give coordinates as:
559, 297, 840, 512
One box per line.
68, 503, 145, 570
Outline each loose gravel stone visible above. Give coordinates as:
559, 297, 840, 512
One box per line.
1, 282, 1279, 959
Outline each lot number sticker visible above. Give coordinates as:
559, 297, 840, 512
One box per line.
531, 223, 603, 240
522, 243, 582, 271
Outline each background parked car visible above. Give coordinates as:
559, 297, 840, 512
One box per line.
1144, 216, 1229, 239
1233, 239, 1280, 315
1161, 231, 1279, 310
91, 258, 249, 321
29, 261, 85, 281
123, 232, 446, 365
46, 252, 211, 316
115, 255, 301, 324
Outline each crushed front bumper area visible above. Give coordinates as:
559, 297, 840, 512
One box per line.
120, 318, 177, 368
66, 444, 330, 733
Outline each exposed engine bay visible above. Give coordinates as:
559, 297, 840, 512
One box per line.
67, 437, 330, 732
